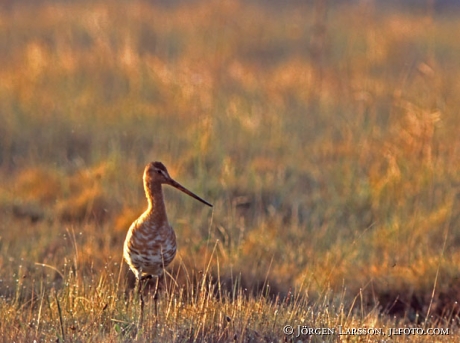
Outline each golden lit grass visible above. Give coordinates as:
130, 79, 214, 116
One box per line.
0, 0, 460, 341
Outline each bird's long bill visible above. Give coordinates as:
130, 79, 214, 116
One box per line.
169, 179, 213, 207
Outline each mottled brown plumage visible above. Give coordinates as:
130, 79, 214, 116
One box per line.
124, 161, 212, 286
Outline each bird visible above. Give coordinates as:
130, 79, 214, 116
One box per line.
123, 161, 212, 321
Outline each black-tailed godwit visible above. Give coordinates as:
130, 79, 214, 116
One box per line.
124, 161, 212, 319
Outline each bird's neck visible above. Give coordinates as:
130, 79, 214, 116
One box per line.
144, 182, 169, 227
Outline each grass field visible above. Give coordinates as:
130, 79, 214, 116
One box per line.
0, 0, 460, 341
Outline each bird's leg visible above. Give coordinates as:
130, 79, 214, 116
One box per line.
136, 277, 145, 326
138, 274, 153, 325
153, 277, 159, 318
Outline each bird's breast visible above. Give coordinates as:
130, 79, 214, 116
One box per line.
123, 217, 177, 277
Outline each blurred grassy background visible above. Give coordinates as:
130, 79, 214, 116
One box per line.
0, 0, 460, 340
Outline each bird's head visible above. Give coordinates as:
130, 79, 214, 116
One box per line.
143, 161, 213, 207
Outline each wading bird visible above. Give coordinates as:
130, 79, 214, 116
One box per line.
124, 161, 212, 320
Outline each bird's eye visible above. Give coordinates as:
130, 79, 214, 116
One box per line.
156, 169, 162, 174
